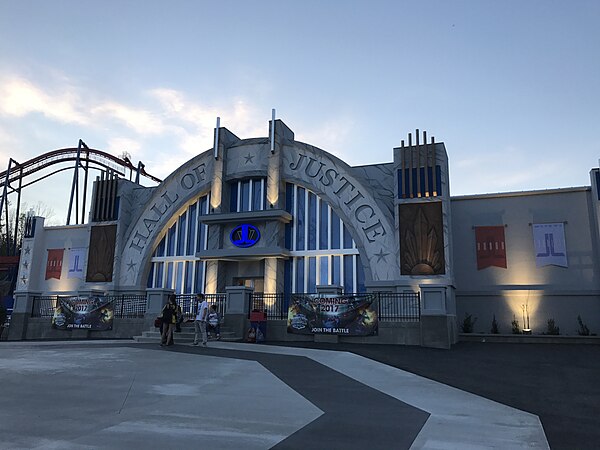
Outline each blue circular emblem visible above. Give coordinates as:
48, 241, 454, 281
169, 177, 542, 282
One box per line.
230, 224, 260, 248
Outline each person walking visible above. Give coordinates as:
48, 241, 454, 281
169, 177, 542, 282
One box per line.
193, 293, 209, 346
161, 294, 178, 346
175, 302, 183, 332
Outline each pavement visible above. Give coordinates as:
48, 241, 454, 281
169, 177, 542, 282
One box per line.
0, 340, 594, 449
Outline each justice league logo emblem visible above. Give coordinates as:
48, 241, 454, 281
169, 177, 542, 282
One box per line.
230, 224, 260, 248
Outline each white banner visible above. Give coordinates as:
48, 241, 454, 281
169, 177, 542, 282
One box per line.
67, 247, 86, 279
533, 223, 568, 268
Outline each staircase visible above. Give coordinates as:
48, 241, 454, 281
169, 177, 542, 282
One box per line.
133, 321, 240, 344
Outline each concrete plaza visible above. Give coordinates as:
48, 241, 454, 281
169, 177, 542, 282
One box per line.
0, 340, 572, 449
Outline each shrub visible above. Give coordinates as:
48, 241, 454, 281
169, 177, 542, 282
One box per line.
511, 315, 520, 334
545, 318, 560, 335
0, 304, 6, 339
490, 315, 500, 334
0, 304, 7, 326
460, 313, 477, 333
577, 315, 590, 336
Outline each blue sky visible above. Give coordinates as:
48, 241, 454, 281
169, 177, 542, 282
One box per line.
0, 0, 599, 223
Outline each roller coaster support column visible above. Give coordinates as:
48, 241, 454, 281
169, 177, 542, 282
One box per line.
81, 142, 90, 224
0, 158, 14, 228
66, 140, 83, 225
12, 165, 23, 255
135, 161, 144, 184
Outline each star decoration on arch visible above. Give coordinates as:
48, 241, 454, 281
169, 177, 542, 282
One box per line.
23, 260, 29, 269
375, 249, 390, 263
127, 260, 137, 272
244, 153, 255, 164
24, 246, 31, 255
21, 276, 28, 285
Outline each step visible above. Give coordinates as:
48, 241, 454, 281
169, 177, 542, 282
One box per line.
133, 328, 239, 343
133, 335, 240, 343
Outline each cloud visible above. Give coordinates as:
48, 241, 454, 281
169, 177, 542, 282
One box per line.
0, 72, 358, 181
295, 115, 357, 160
0, 76, 89, 125
452, 145, 565, 194
0, 125, 18, 167
150, 88, 265, 141
106, 137, 142, 157
91, 102, 168, 135
0, 73, 328, 160
148, 88, 268, 164
151, 88, 216, 124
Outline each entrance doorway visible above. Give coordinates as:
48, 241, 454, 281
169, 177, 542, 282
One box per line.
234, 277, 264, 294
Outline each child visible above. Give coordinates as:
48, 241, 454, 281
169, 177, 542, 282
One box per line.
207, 304, 220, 340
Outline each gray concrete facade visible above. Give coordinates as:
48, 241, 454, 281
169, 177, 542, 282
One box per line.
6, 117, 600, 345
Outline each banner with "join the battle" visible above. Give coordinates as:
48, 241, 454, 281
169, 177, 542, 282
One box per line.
287, 294, 378, 336
51, 296, 114, 331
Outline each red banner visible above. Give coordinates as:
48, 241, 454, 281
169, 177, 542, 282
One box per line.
46, 249, 64, 280
475, 226, 507, 269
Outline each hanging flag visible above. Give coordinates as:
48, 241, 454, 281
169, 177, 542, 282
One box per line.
67, 247, 86, 279
475, 226, 507, 270
46, 249, 64, 280
533, 223, 568, 267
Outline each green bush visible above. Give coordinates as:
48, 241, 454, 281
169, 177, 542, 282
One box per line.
545, 318, 560, 335
511, 315, 520, 334
460, 313, 477, 333
577, 315, 590, 336
0, 304, 6, 339
490, 315, 500, 334
0, 304, 7, 326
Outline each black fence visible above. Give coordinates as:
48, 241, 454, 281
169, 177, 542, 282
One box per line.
249, 291, 421, 322
377, 292, 420, 322
175, 294, 227, 320
31, 294, 148, 318
31, 296, 61, 317
30, 291, 420, 322
113, 295, 146, 318
249, 293, 291, 320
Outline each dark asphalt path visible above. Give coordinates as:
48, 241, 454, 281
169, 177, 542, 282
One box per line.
161, 344, 430, 450
266, 341, 600, 450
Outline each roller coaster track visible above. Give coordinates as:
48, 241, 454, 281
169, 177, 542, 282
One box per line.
0, 144, 162, 255
0, 147, 161, 191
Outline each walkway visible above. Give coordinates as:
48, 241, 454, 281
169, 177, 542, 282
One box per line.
0, 340, 550, 449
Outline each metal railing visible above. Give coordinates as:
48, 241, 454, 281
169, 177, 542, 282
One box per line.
113, 295, 146, 318
175, 294, 227, 320
31, 294, 148, 318
377, 292, 420, 322
249, 293, 291, 320
1, 308, 12, 336
31, 296, 60, 317
249, 291, 421, 322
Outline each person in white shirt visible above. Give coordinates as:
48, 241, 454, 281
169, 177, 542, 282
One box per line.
193, 293, 209, 346
207, 304, 221, 340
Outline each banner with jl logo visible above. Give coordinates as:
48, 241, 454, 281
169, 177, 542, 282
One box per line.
532, 223, 568, 268
68, 247, 86, 279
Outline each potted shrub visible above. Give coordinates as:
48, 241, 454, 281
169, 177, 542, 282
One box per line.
0, 304, 7, 339
460, 313, 477, 333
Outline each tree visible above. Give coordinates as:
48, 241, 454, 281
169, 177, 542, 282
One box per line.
0, 201, 56, 256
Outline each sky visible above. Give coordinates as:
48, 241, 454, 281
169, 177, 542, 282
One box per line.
0, 0, 599, 225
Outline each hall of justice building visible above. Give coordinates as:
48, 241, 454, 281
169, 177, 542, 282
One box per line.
9, 116, 600, 347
